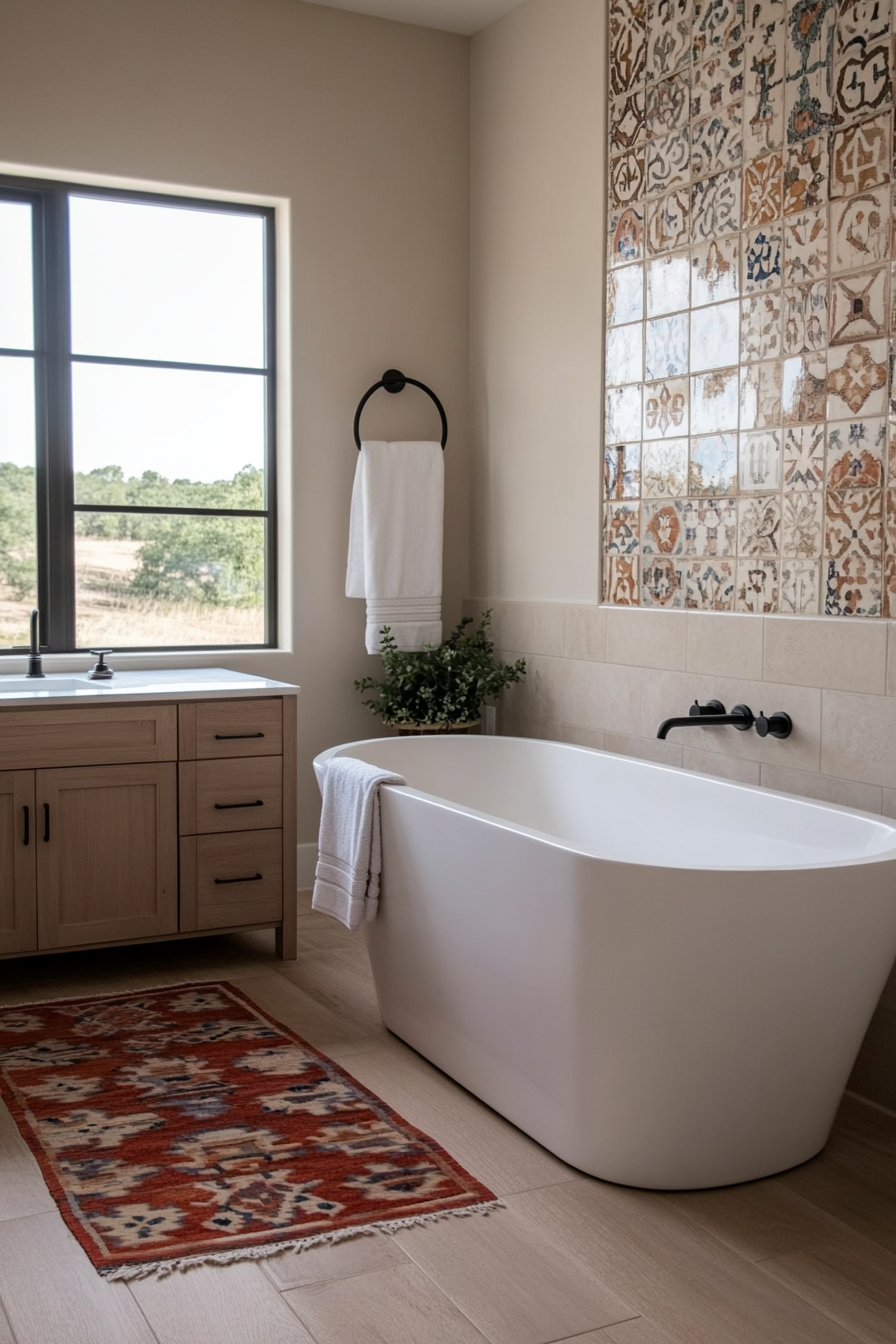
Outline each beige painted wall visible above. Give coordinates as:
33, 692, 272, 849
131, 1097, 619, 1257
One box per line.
0, 0, 470, 838
470, 1, 896, 1109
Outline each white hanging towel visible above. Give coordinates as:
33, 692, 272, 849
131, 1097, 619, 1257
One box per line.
312, 755, 406, 930
346, 440, 444, 654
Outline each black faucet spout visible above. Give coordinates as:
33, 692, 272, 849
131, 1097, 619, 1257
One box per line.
26, 608, 44, 678
657, 703, 754, 739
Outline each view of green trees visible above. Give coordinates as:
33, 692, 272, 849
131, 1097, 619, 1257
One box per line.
0, 462, 264, 607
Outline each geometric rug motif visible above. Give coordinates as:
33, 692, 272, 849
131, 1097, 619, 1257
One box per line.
0, 981, 500, 1279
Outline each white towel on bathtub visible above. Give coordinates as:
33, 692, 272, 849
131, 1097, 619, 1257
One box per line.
312, 756, 406, 930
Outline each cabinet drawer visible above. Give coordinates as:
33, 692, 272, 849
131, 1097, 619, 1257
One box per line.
179, 698, 282, 760
0, 705, 177, 770
180, 829, 283, 931
179, 756, 283, 835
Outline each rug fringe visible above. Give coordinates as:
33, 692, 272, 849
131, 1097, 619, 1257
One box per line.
99, 1199, 507, 1281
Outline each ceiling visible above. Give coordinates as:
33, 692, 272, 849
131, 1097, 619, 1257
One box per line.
306, 0, 526, 35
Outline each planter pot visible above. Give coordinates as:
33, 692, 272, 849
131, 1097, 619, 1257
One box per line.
393, 720, 481, 737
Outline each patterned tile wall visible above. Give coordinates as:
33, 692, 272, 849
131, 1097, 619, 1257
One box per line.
605, 0, 896, 615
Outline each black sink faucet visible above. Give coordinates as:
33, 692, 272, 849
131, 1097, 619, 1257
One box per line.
657, 699, 753, 740
26, 608, 44, 678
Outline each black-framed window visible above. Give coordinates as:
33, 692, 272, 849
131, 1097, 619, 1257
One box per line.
0, 176, 276, 653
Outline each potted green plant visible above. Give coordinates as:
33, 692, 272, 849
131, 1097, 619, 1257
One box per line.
355, 611, 526, 734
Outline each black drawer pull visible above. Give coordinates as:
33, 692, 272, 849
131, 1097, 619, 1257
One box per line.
214, 732, 265, 740
214, 800, 264, 810
214, 872, 263, 884
43, 802, 50, 842
23, 805, 29, 846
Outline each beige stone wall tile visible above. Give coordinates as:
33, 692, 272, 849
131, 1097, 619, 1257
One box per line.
568, 660, 642, 734
604, 732, 683, 768
887, 623, 896, 696
760, 764, 882, 814
606, 607, 687, 670
686, 612, 764, 680
821, 690, 896, 787
681, 747, 761, 785
564, 604, 608, 661
488, 601, 565, 656
560, 723, 607, 750
764, 616, 888, 694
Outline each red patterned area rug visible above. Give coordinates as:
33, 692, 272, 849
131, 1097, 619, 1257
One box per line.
0, 981, 500, 1279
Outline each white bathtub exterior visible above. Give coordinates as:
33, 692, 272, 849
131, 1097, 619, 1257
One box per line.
313, 736, 896, 1189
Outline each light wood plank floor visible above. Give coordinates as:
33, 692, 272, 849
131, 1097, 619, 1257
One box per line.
1, 892, 895, 1344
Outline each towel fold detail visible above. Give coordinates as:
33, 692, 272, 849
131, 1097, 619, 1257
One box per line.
312, 756, 406, 930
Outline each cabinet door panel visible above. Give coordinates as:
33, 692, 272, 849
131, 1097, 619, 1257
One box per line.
180, 829, 283, 931
179, 756, 283, 835
0, 771, 36, 955
37, 763, 177, 949
0, 705, 176, 769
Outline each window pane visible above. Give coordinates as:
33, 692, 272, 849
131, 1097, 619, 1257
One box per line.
0, 357, 37, 646
75, 513, 265, 649
69, 196, 265, 368
72, 363, 265, 503
0, 202, 34, 350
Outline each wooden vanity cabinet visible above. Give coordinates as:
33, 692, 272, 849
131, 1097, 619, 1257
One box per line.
0, 693, 297, 961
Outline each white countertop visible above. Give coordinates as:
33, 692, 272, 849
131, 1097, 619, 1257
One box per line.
0, 667, 299, 708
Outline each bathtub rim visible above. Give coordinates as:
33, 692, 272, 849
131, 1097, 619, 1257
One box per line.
313, 734, 896, 874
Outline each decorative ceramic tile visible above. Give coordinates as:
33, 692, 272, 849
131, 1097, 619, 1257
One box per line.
608, 263, 644, 325
831, 188, 891, 270
609, 205, 646, 267
780, 558, 820, 610
690, 299, 740, 370
642, 555, 687, 606
607, 322, 644, 386
693, 0, 745, 61
782, 280, 828, 352
646, 313, 689, 378
837, 0, 891, 61
605, 500, 641, 554
784, 0, 835, 142
691, 235, 740, 305
691, 367, 740, 431
690, 432, 738, 493
736, 558, 780, 611
691, 50, 745, 120
826, 414, 886, 487
825, 487, 883, 557
607, 383, 644, 443
741, 291, 783, 360
644, 377, 690, 436
783, 134, 829, 212
743, 1, 786, 158
646, 128, 691, 196
611, 92, 647, 152
827, 337, 889, 415
611, 0, 648, 97
605, 443, 642, 499
740, 359, 783, 427
691, 168, 742, 239
782, 352, 829, 421
691, 105, 744, 176
685, 557, 736, 608
824, 555, 882, 613
738, 493, 781, 553
884, 553, 896, 618
892, 259, 896, 331
834, 1, 891, 124
647, 0, 691, 81
781, 490, 824, 556
783, 422, 826, 489
680, 495, 739, 553
739, 428, 782, 490
642, 437, 689, 494
743, 227, 784, 290
885, 485, 896, 552
647, 250, 691, 314
611, 149, 647, 206
743, 151, 784, 223
642, 498, 685, 552
830, 266, 888, 342
830, 112, 892, 196
782, 206, 828, 281
647, 72, 690, 136
646, 187, 691, 251
604, 555, 640, 605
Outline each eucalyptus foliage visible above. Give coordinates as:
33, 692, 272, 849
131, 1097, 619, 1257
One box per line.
355, 611, 526, 727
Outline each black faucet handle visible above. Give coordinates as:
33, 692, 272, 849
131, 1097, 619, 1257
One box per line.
755, 710, 792, 739
88, 649, 114, 680
689, 699, 726, 717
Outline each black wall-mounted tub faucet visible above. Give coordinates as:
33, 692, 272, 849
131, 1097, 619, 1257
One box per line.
657, 699, 754, 740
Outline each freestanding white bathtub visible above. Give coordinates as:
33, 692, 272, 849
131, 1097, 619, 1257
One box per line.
313, 735, 896, 1189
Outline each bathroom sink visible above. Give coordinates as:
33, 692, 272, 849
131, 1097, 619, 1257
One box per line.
0, 676, 107, 694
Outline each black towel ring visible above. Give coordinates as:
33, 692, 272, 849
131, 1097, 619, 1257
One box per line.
353, 369, 448, 449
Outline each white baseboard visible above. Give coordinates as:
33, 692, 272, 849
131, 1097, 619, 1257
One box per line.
297, 842, 317, 892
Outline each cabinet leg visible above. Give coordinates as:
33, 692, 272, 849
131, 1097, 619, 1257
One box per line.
276, 888, 297, 960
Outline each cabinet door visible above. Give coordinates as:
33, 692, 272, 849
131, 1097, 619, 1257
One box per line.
0, 771, 37, 955
36, 763, 177, 950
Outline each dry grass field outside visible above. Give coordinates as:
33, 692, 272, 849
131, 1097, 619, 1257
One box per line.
0, 536, 263, 650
